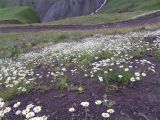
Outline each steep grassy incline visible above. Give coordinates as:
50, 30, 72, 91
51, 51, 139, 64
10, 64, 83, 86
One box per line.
0, 0, 7, 8
0, 7, 40, 23
50, 0, 160, 25
0, 0, 17, 8
100, 0, 160, 13
49, 11, 146, 25
0, 0, 106, 22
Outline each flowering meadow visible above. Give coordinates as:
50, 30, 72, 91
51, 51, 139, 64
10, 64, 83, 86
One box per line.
0, 30, 160, 119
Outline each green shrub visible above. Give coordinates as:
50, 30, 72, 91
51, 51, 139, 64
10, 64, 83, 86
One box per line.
103, 70, 134, 84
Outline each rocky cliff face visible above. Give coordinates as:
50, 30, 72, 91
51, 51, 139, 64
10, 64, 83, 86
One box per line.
35, 0, 106, 22
4, 0, 107, 22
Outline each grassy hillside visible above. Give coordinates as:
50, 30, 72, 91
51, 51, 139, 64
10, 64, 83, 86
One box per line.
0, 7, 40, 23
50, 0, 160, 25
49, 11, 146, 25
0, 0, 35, 8
0, 0, 7, 8
100, 0, 160, 13
1, 0, 160, 25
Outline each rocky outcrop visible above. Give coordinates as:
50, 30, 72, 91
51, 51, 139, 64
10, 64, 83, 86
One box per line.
45, 0, 105, 22
4, 0, 107, 22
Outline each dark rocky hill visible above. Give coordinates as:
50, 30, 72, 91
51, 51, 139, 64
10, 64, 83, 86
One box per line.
1, 0, 107, 22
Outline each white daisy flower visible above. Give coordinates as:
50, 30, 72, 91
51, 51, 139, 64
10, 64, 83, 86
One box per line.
80, 101, 89, 107
102, 112, 110, 118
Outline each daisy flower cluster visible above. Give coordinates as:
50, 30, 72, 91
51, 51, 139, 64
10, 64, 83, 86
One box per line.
0, 31, 159, 119
91, 57, 155, 84
0, 98, 47, 120
0, 31, 159, 98
69, 99, 115, 119
0, 98, 11, 118
0, 59, 35, 92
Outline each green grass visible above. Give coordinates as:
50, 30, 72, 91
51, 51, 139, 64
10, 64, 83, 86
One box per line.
0, 0, 159, 25
0, 31, 94, 58
0, 0, 15, 8
103, 70, 134, 84
0, 0, 160, 25
155, 49, 160, 59
0, 22, 159, 59
49, 0, 160, 25
0, 7, 40, 23
0, 29, 137, 59
100, 0, 160, 13
49, 12, 146, 25
0, 0, 7, 8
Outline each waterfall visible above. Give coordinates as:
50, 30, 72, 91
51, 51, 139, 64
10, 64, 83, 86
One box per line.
95, 0, 107, 13
91, 0, 107, 15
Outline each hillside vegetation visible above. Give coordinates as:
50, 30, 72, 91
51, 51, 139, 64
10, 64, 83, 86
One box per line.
49, 11, 146, 25
0, 0, 106, 22
0, 7, 40, 23
0, 0, 160, 120
0, 0, 6, 8
100, 0, 160, 13
50, 0, 160, 25
0, 0, 159, 25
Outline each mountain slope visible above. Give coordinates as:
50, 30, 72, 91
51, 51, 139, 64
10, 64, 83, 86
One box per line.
100, 0, 160, 13
0, 0, 160, 23
0, 0, 107, 22
0, 7, 40, 23
49, 11, 145, 25
38, 0, 106, 22
49, 0, 160, 25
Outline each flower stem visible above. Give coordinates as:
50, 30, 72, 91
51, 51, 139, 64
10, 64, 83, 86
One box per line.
84, 108, 88, 120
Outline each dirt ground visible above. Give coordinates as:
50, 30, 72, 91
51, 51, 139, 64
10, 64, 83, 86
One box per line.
10, 53, 160, 120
